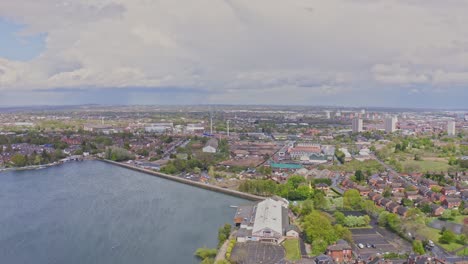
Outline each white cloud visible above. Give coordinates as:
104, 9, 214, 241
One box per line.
1, 0, 468, 102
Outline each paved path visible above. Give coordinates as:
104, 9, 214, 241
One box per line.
215, 239, 230, 262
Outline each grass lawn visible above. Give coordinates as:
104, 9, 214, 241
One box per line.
456, 248, 468, 256
417, 226, 464, 252
283, 239, 301, 261
348, 226, 372, 229
402, 160, 450, 172
451, 215, 467, 224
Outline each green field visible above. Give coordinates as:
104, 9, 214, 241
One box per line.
283, 239, 301, 261
456, 248, 468, 256
401, 160, 450, 172
452, 215, 467, 224
417, 226, 464, 252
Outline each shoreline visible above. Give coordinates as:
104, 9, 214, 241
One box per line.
100, 159, 265, 201
0, 162, 61, 172
0, 157, 95, 173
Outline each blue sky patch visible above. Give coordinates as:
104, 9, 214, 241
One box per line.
0, 18, 46, 61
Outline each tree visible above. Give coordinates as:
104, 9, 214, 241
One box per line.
420, 203, 432, 214
10, 154, 27, 167
287, 175, 306, 189
386, 213, 401, 233
383, 187, 392, 198
106, 147, 135, 161
439, 230, 456, 244
33, 155, 42, 165
312, 191, 327, 209
301, 199, 315, 216
412, 240, 425, 255
217, 223, 231, 248
363, 215, 371, 226
355, 170, 364, 182
402, 198, 414, 207
378, 211, 389, 227
343, 189, 362, 210
334, 211, 345, 225
302, 210, 342, 255
440, 210, 453, 221
458, 234, 466, 245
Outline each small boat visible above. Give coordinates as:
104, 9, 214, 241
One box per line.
230, 205, 238, 208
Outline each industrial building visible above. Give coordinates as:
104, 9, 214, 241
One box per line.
234, 198, 290, 244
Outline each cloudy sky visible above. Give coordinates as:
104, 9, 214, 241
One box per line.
1, 0, 468, 107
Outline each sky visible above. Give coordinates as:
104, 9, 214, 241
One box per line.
0, 0, 468, 108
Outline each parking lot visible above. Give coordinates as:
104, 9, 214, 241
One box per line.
231, 242, 286, 264
352, 228, 398, 258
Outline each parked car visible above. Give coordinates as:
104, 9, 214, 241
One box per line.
428, 240, 435, 248
358, 243, 364, 249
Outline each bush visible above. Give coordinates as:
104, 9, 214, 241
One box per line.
194, 247, 217, 260
439, 230, 456, 244
413, 240, 425, 255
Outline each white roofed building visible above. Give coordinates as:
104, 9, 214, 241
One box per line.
234, 198, 290, 244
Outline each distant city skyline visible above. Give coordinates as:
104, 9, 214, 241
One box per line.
1, 1, 468, 107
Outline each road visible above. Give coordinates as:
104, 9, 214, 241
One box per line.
331, 173, 344, 195
162, 139, 190, 159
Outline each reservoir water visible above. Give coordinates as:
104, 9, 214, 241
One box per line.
0, 161, 248, 264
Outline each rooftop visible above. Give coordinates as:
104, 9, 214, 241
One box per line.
252, 198, 283, 235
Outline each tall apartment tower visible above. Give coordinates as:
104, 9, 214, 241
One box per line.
385, 117, 397, 133
352, 118, 363, 133
447, 121, 456, 136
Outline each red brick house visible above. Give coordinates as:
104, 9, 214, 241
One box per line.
326, 240, 352, 263
397, 206, 408, 217
441, 186, 457, 196
368, 192, 381, 202
443, 197, 461, 209
379, 198, 392, 207
405, 190, 419, 200
387, 202, 401, 213
356, 186, 370, 196
431, 204, 445, 216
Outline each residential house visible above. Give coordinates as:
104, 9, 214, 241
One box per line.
286, 225, 300, 238
405, 191, 419, 201
431, 193, 446, 203
420, 179, 439, 189
461, 190, 468, 200
443, 197, 461, 209
392, 192, 405, 203
368, 192, 381, 202
441, 186, 457, 196
431, 204, 445, 216
356, 186, 371, 196
397, 206, 408, 217
315, 183, 330, 191
326, 240, 353, 263
379, 198, 392, 207
387, 202, 400, 213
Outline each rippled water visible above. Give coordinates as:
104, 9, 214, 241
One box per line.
0, 161, 247, 264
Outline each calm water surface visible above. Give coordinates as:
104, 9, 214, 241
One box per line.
0, 161, 248, 264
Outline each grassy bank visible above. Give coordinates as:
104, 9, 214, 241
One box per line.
283, 239, 301, 261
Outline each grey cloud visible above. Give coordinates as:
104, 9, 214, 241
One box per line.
0, 0, 468, 107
